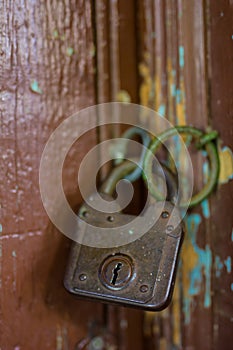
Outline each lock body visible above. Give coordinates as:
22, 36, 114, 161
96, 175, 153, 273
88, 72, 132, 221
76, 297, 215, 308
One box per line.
64, 199, 183, 311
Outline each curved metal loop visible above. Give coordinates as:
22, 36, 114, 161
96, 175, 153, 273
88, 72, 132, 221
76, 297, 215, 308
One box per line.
100, 159, 178, 204
112, 127, 151, 182
143, 126, 219, 207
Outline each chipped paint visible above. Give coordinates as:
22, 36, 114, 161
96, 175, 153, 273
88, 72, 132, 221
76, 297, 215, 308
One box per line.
218, 146, 233, 184
56, 325, 63, 350
139, 62, 152, 108
66, 47, 74, 56
231, 283, 233, 291
53, 29, 59, 39
167, 59, 176, 123
201, 199, 210, 218
30, 80, 42, 94
201, 161, 210, 218
176, 81, 186, 125
179, 46, 184, 68
12, 249, 17, 292
158, 104, 166, 116
182, 214, 212, 324
116, 90, 131, 103
89, 43, 96, 58
215, 255, 232, 277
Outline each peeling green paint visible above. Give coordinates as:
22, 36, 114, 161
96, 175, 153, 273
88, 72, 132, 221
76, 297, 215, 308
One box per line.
30, 80, 42, 94
231, 283, 233, 291
66, 47, 74, 56
0, 224, 2, 233
53, 29, 59, 39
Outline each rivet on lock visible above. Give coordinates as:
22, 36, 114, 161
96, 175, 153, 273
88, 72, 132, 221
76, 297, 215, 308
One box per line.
64, 158, 184, 311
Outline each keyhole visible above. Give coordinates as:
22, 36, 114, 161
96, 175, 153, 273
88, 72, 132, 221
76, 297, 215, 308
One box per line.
111, 263, 122, 285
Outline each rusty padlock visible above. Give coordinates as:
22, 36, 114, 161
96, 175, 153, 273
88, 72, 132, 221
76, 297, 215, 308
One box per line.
64, 161, 183, 311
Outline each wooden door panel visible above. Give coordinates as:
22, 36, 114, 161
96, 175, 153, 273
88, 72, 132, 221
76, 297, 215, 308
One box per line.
1, 0, 232, 349
1, 1, 103, 349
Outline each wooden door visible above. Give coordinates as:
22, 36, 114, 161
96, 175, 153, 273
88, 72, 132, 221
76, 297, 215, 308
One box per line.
1, 1, 232, 349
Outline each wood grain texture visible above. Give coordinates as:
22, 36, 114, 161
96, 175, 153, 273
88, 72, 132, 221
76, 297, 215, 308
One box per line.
137, 1, 233, 350
1, 0, 232, 349
208, 1, 233, 349
0, 1, 103, 349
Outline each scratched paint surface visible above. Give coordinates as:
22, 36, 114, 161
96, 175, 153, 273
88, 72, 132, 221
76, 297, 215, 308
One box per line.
138, 1, 233, 350
182, 214, 212, 324
0, 1, 103, 349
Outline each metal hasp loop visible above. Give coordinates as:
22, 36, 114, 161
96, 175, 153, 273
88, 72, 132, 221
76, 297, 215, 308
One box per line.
143, 126, 219, 207
112, 126, 151, 182
100, 161, 137, 195
100, 159, 178, 203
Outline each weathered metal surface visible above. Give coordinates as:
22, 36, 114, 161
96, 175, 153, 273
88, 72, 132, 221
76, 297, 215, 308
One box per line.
64, 198, 183, 310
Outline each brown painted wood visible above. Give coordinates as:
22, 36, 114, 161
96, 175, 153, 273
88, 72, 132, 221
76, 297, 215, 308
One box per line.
1, 0, 232, 349
0, 1, 104, 349
208, 1, 233, 349
137, 1, 233, 350
95, 2, 144, 350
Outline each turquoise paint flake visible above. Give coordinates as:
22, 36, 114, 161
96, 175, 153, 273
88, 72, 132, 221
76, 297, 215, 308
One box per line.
66, 47, 74, 56
176, 89, 182, 103
171, 84, 176, 97
179, 46, 185, 68
158, 104, 166, 116
224, 256, 231, 273
183, 214, 212, 325
0, 224, 2, 233
53, 29, 59, 38
231, 283, 233, 291
215, 255, 231, 277
30, 80, 42, 94
215, 256, 224, 277
231, 229, 233, 242
201, 199, 210, 219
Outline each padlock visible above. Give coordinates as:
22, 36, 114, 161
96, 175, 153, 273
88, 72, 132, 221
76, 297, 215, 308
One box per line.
64, 161, 184, 311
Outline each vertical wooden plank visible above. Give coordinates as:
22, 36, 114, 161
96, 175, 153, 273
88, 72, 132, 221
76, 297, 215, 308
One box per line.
136, 1, 232, 349
207, 1, 233, 349
0, 1, 103, 348
178, 2, 213, 349
95, 1, 144, 350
